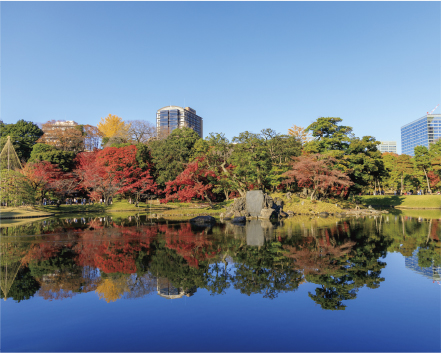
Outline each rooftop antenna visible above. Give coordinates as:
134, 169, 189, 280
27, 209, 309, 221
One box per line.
427, 104, 439, 115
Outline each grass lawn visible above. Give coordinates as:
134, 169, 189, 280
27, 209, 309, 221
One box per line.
0, 207, 53, 220
270, 192, 353, 214
34, 200, 232, 218
35, 200, 169, 214
389, 209, 441, 219
160, 200, 233, 217
360, 195, 441, 209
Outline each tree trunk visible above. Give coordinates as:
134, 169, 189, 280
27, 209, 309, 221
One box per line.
401, 173, 404, 195
423, 168, 432, 194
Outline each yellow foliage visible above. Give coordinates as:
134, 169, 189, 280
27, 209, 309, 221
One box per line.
97, 114, 131, 138
95, 277, 130, 303
288, 125, 311, 144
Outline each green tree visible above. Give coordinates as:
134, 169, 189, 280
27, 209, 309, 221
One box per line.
304, 117, 353, 155
230, 131, 272, 193
414, 145, 432, 193
345, 136, 385, 193
149, 127, 201, 186
0, 170, 35, 206
396, 154, 415, 194
0, 120, 44, 162
303, 117, 384, 194
28, 143, 77, 172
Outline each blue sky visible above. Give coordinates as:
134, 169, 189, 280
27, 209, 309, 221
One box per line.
2, 2, 440, 153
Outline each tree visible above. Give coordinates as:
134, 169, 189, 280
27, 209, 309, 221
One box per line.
0, 170, 36, 206
83, 125, 103, 151
304, 117, 353, 154
28, 143, 77, 172
163, 157, 218, 204
414, 145, 432, 193
345, 136, 384, 194
282, 154, 353, 200
260, 129, 302, 191
288, 125, 311, 145
0, 120, 44, 162
396, 154, 414, 194
20, 161, 64, 202
97, 114, 130, 139
75, 145, 158, 204
230, 131, 272, 193
382, 153, 401, 191
150, 127, 201, 186
127, 120, 156, 144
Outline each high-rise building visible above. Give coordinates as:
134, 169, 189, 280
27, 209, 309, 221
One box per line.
401, 114, 441, 156
405, 249, 441, 282
378, 141, 397, 154
156, 106, 203, 138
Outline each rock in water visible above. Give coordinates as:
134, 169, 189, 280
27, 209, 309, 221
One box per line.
232, 216, 246, 223
319, 212, 329, 217
279, 211, 288, 218
190, 216, 216, 224
259, 208, 276, 219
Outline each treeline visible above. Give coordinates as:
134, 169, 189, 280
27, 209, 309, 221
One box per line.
1, 116, 441, 206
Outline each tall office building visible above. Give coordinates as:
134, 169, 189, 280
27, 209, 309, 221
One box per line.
378, 141, 397, 154
401, 114, 441, 156
156, 106, 203, 138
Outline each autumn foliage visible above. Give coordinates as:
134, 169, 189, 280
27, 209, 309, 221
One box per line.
162, 157, 217, 203
283, 154, 353, 200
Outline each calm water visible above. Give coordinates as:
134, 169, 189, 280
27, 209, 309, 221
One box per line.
1, 212, 440, 352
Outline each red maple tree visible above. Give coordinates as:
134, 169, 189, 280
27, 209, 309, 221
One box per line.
282, 154, 353, 200
75, 146, 157, 203
162, 157, 218, 204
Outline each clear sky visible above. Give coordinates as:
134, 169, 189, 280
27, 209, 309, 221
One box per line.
2, 1, 440, 153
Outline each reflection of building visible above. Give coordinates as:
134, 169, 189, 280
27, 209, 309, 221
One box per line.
405, 249, 441, 281
378, 141, 397, 153
156, 277, 196, 299
401, 114, 441, 156
156, 106, 203, 138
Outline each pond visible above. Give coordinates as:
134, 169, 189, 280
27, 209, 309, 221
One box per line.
1, 212, 440, 352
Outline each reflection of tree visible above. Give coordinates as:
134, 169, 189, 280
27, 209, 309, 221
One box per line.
300, 221, 391, 310
3, 216, 416, 306
233, 241, 302, 299
96, 274, 130, 303
0, 266, 40, 302
416, 219, 440, 269
28, 247, 85, 300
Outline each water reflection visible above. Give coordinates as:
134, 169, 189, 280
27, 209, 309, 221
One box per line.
1, 214, 440, 309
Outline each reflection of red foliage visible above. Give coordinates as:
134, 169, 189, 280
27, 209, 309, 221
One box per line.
74, 226, 158, 274
23, 222, 220, 277
158, 223, 219, 268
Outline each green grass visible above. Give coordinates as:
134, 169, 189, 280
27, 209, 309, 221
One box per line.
35, 200, 170, 214
0, 207, 53, 219
160, 200, 233, 217
33, 199, 233, 219
360, 195, 441, 209
389, 208, 441, 219
270, 193, 351, 215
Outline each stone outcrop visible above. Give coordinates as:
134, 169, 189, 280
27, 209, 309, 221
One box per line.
221, 190, 285, 220
190, 216, 216, 224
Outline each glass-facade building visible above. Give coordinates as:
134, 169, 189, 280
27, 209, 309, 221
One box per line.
401, 114, 441, 156
378, 141, 397, 153
156, 106, 203, 138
